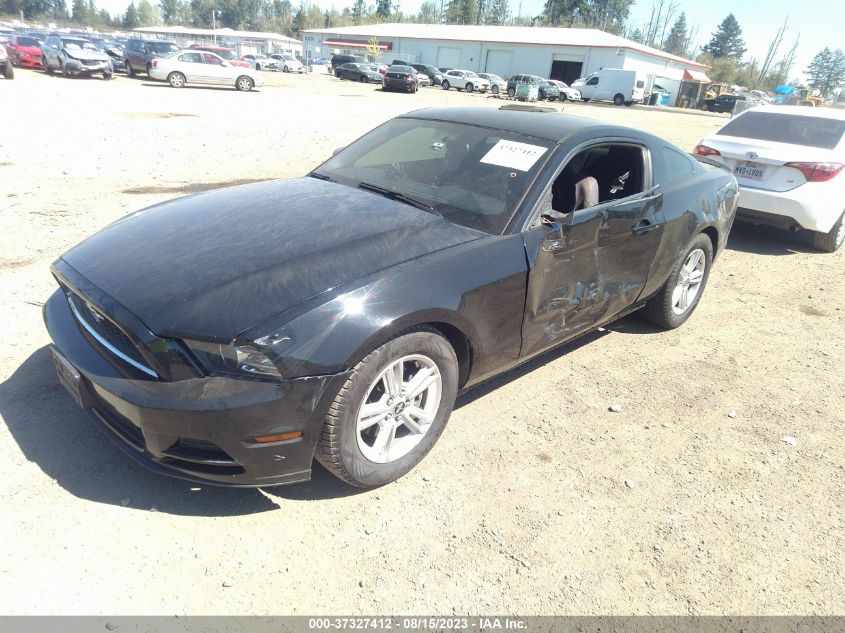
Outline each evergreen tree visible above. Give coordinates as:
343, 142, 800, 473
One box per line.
375, 0, 391, 18
702, 13, 746, 61
445, 0, 476, 24
627, 27, 643, 43
159, 0, 178, 23
487, 0, 509, 24
71, 0, 86, 21
416, 0, 438, 22
805, 48, 845, 98
350, 0, 365, 23
137, 0, 156, 24
663, 11, 687, 56
122, 1, 139, 27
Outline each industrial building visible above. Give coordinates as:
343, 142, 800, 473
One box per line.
302, 23, 711, 107
132, 25, 302, 57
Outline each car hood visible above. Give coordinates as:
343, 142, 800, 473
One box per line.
60, 177, 483, 341
65, 48, 109, 61
16, 44, 42, 55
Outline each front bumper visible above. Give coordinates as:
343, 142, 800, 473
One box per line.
16, 53, 43, 68
65, 59, 111, 74
43, 288, 348, 487
736, 182, 843, 233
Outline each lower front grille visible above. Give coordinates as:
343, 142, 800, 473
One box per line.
92, 405, 145, 451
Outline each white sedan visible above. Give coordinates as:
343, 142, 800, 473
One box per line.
695, 105, 845, 252
441, 69, 489, 93
274, 54, 304, 73
150, 50, 263, 92
548, 79, 582, 101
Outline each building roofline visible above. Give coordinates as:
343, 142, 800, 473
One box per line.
303, 24, 710, 70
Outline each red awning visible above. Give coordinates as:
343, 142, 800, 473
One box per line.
683, 69, 711, 82
323, 39, 392, 51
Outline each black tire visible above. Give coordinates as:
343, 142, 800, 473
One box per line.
465, 82, 473, 92
2, 61, 13, 79
441, 80, 450, 90
491, 85, 499, 95
613, 93, 625, 105
359, 75, 367, 82
560, 93, 568, 101
102, 71, 112, 80
167, 71, 186, 88
125, 62, 134, 78
624, 100, 633, 106
235, 75, 254, 92
315, 327, 459, 487
255, 63, 261, 71
44, 60, 53, 75
582, 97, 590, 102
640, 233, 714, 329
507, 87, 515, 98
811, 211, 845, 253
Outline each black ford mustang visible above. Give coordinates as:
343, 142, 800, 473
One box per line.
44, 106, 738, 488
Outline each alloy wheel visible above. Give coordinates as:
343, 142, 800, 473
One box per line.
672, 248, 706, 315
356, 354, 442, 464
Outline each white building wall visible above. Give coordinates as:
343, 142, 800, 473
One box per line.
307, 33, 696, 94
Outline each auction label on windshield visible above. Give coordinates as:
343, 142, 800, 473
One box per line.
480, 140, 548, 171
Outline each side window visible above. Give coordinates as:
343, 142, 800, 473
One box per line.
549, 144, 646, 214
662, 147, 695, 183
586, 76, 599, 86
180, 52, 202, 63
203, 53, 223, 65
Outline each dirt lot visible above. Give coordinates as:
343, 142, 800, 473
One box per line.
0, 68, 842, 616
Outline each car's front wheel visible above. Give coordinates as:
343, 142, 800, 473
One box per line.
641, 234, 713, 329
441, 80, 450, 90
491, 85, 499, 95
812, 210, 845, 253
125, 61, 134, 78
507, 87, 515, 98
315, 328, 459, 487
167, 71, 186, 88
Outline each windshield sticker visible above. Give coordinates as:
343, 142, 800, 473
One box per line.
480, 140, 548, 171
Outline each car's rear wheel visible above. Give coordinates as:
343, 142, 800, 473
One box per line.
641, 234, 713, 329
441, 80, 450, 90
613, 93, 625, 105
236, 75, 254, 92
811, 211, 845, 253
315, 328, 459, 487
167, 71, 185, 88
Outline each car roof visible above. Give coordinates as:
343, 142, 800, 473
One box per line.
741, 105, 845, 121
402, 107, 640, 143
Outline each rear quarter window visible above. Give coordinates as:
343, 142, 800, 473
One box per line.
662, 147, 696, 183
718, 112, 845, 149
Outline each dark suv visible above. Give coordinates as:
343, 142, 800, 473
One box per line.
703, 93, 746, 114
124, 37, 179, 77
410, 63, 443, 86
330, 54, 364, 73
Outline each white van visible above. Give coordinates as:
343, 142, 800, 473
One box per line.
571, 68, 647, 106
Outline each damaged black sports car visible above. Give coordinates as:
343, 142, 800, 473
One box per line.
44, 106, 738, 488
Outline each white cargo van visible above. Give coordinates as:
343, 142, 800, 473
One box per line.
571, 68, 647, 106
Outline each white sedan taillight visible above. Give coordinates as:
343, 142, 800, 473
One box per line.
694, 144, 721, 157
783, 162, 844, 182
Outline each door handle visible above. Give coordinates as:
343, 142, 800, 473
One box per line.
631, 219, 662, 234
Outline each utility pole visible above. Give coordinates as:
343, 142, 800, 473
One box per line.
212, 10, 219, 43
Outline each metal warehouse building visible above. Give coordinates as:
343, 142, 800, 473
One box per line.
302, 23, 710, 106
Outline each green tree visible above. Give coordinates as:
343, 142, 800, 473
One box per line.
137, 0, 156, 23
416, 0, 438, 22
445, 0, 477, 24
487, 0, 509, 24
702, 13, 746, 61
350, 0, 366, 23
375, 0, 391, 18
663, 11, 687, 56
159, 0, 178, 23
70, 0, 86, 21
122, 1, 139, 27
806, 47, 845, 98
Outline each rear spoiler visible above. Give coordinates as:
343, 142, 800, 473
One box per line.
692, 154, 732, 172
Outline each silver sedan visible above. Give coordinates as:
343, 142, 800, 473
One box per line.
150, 51, 264, 91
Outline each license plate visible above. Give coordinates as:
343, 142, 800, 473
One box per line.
734, 160, 766, 180
51, 347, 93, 410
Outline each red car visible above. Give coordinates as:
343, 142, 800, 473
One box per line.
189, 45, 250, 68
6, 34, 43, 69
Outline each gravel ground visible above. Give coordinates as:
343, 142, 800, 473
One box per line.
0, 68, 842, 616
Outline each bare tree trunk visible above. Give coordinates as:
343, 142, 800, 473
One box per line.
757, 14, 788, 87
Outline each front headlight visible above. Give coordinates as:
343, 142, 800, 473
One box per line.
182, 339, 281, 380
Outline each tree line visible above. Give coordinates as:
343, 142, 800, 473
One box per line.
3, 0, 842, 96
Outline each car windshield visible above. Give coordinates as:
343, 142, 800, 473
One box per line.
151, 42, 178, 54
17, 36, 40, 46
465, 71, 478, 78
63, 39, 98, 51
313, 118, 554, 234
717, 112, 845, 149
